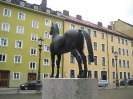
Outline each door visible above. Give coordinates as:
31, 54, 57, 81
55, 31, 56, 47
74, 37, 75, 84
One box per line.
101, 71, 107, 80
0, 71, 10, 88
28, 73, 36, 82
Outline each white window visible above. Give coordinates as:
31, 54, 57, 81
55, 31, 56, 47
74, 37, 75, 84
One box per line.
102, 57, 105, 66
46, 9, 50, 13
32, 20, 39, 28
101, 33, 104, 39
43, 58, 50, 66
122, 39, 124, 44
0, 37, 8, 46
131, 41, 133, 47
44, 31, 50, 39
3, 8, 11, 17
87, 29, 91, 36
118, 48, 121, 55
1, 22, 10, 32
56, 22, 62, 28
13, 72, 20, 80
14, 55, 22, 63
18, 12, 25, 20
132, 50, 133, 57
0, 54, 7, 62
31, 34, 38, 41
119, 59, 122, 67
70, 53, 75, 63
118, 38, 120, 43
16, 26, 24, 34
112, 72, 115, 79
94, 42, 97, 50
101, 44, 105, 51
29, 62, 36, 70
70, 70, 75, 78
125, 40, 128, 45
30, 48, 37, 55
34, 5, 38, 10
6, 0, 11, 2
57, 12, 61, 16
123, 60, 126, 68
126, 49, 129, 56
15, 40, 23, 48
122, 49, 125, 55
110, 35, 113, 42
112, 58, 115, 66
43, 73, 49, 78
45, 19, 51, 26
94, 56, 97, 65
111, 46, 114, 53
20, 1, 25, 6
127, 61, 130, 68
70, 24, 75, 29
44, 45, 50, 52
93, 31, 97, 37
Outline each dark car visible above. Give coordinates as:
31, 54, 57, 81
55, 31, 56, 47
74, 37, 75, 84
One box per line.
20, 80, 42, 90
128, 79, 133, 85
120, 79, 133, 86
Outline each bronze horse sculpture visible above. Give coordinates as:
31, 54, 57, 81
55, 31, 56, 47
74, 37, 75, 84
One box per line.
49, 23, 94, 78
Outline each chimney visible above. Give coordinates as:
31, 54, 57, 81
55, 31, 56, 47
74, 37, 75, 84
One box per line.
76, 15, 82, 20
63, 10, 69, 16
40, 0, 47, 12
98, 22, 102, 27
108, 25, 112, 30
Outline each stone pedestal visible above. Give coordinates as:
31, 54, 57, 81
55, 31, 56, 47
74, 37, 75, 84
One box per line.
42, 78, 99, 99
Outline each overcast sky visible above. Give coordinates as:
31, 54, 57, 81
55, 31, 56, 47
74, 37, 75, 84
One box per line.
26, 0, 133, 27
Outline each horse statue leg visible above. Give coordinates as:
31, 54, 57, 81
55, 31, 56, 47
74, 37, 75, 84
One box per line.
55, 55, 61, 78
71, 50, 83, 78
50, 53, 55, 78
77, 49, 88, 78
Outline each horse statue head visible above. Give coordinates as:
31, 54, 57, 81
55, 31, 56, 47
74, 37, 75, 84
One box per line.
50, 23, 59, 35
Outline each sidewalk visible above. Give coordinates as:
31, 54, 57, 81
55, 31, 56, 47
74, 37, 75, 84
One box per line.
0, 88, 18, 90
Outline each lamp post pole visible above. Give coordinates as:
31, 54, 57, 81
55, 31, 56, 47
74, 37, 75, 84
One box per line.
114, 51, 119, 88
36, 37, 44, 93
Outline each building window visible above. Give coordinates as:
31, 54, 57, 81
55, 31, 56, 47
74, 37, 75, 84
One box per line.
127, 61, 130, 68
122, 49, 125, 55
0, 54, 6, 62
57, 12, 61, 16
94, 71, 98, 79
123, 60, 126, 68
93, 31, 97, 37
70, 70, 75, 78
6, 0, 11, 2
124, 72, 126, 79
46, 9, 51, 13
31, 34, 38, 41
132, 50, 133, 57
16, 26, 24, 34
119, 59, 122, 67
122, 39, 124, 44
13, 72, 20, 80
101, 33, 104, 39
15, 40, 23, 49
44, 45, 50, 52
111, 46, 114, 53
118, 38, 120, 43
112, 72, 115, 79
101, 44, 105, 51
88, 55, 91, 64
44, 31, 50, 39
126, 49, 128, 56
80, 27, 84, 29
88, 70, 92, 78
94, 42, 97, 50
94, 56, 97, 65
18, 12, 25, 20
56, 22, 62, 29
102, 57, 105, 66
29, 62, 36, 70
112, 58, 115, 67
120, 72, 122, 79
70, 24, 75, 29
20, 1, 25, 6
118, 48, 121, 55
70, 53, 75, 63
87, 29, 91, 36
0, 37, 8, 47
125, 40, 128, 45
110, 35, 113, 42
131, 41, 133, 47
43, 58, 50, 66
32, 20, 39, 28
30, 48, 37, 55
1, 22, 10, 32
45, 19, 51, 26
43, 73, 49, 78
14, 55, 22, 63
3, 8, 11, 17
128, 72, 130, 79
34, 5, 38, 10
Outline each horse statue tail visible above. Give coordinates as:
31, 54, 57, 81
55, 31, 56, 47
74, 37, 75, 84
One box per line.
79, 29, 94, 62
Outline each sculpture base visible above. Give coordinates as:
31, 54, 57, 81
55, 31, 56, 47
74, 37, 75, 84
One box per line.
42, 78, 99, 99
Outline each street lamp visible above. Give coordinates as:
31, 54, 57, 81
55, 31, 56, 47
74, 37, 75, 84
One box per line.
36, 37, 44, 93
114, 51, 119, 87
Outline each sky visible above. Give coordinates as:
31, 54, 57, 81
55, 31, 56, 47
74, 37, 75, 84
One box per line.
26, 0, 133, 27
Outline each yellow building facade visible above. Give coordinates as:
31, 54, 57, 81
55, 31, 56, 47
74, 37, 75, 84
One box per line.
62, 10, 133, 84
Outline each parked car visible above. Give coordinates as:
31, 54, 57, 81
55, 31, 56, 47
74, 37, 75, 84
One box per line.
98, 80, 108, 87
120, 79, 133, 86
20, 80, 42, 90
128, 79, 133, 85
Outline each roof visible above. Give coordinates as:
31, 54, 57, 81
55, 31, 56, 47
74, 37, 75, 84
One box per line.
62, 14, 133, 40
117, 19, 133, 27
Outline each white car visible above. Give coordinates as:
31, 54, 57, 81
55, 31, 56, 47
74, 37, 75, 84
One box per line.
98, 80, 108, 87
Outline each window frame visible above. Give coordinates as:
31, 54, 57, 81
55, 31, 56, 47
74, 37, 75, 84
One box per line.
43, 58, 50, 66
44, 31, 50, 39
16, 26, 24, 34
0, 37, 8, 47
30, 47, 37, 55
56, 22, 62, 29
18, 12, 25, 20
13, 72, 20, 80
45, 19, 51, 26
1, 22, 10, 32
14, 55, 22, 64
44, 44, 50, 52
70, 24, 75, 29
93, 30, 97, 37
3, 8, 12, 17
29, 62, 36, 70
31, 33, 38, 41
0, 53, 7, 62
15, 40, 23, 49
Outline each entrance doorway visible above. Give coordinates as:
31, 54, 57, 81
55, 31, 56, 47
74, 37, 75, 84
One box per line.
28, 73, 36, 82
0, 70, 10, 88
101, 71, 107, 80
